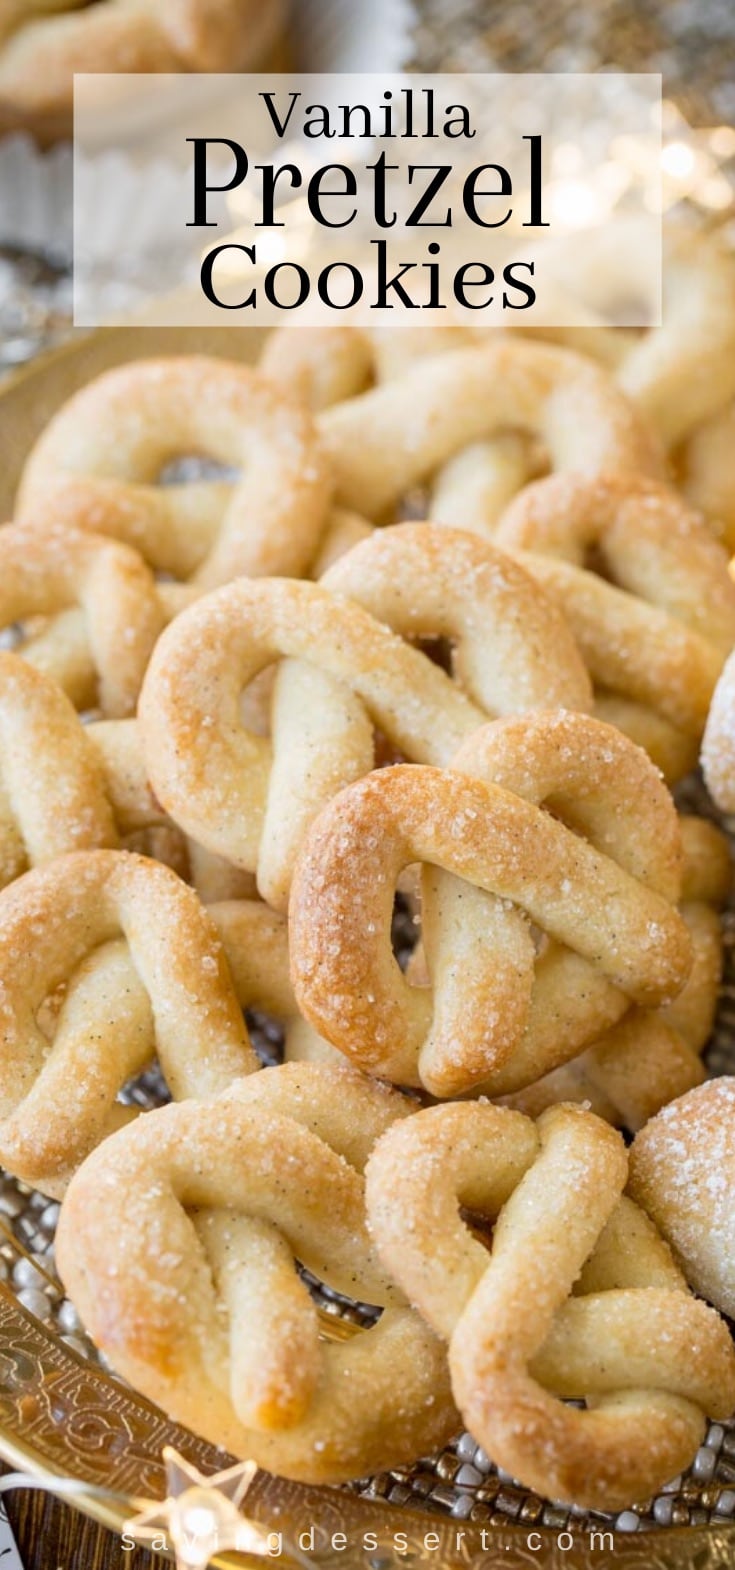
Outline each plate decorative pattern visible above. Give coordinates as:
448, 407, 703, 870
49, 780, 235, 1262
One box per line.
1, 1282, 735, 1568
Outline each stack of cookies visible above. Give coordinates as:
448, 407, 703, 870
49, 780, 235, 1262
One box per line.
1, 226, 735, 1513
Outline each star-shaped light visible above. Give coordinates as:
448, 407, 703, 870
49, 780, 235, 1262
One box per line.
124, 1447, 281, 1570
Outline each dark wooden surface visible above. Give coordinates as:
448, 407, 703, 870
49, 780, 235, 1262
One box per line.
0, 1468, 156, 1570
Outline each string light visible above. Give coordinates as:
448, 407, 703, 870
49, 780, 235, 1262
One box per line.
0, 1450, 315, 1570
124, 1448, 312, 1570
662, 140, 696, 180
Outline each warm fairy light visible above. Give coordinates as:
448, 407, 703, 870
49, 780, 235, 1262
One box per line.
656, 117, 735, 215
246, 228, 289, 266
661, 140, 696, 179
547, 179, 606, 228
169, 1497, 222, 1569
177, 1507, 218, 1536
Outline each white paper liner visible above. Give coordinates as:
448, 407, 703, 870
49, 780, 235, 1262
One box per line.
0, 134, 72, 262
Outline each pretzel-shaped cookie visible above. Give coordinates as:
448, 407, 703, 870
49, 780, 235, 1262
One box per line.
139, 524, 591, 911
18, 357, 332, 589
56, 1062, 456, 1482
493, 472, 735, 780
0, 833, 332, 1192
290, 712, 691, 1097
312, 811, 725, 1117
701, 647, 735, 812
0, 521, 174, 716
318, 339, 662, 522
501, 815, 729, 1130
629, 1078, 735, 1319
0, 849, 257, 1195
365, 1101, 735, 1509
0, 1, 284, 140
678, 399, 735, 550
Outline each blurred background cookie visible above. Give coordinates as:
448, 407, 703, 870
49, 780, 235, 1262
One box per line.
0, 0, 288, 145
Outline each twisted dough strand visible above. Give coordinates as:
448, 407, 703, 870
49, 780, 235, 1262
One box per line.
318, 340, 662, 520
701, 647, 735, 812
262, 523, 590, 907
679, 400, 735, 550
530, 231, 735, 449
501, 815, 729, 1130
0, 651, 117, 887
496, 472, 735, 656
0, 651, 259, 901
294, 808, 723, 1122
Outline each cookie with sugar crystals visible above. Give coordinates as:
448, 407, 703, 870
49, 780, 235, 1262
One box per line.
629, 1077, 735, 1318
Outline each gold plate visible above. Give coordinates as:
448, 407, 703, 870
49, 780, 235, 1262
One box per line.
0, 330, 733, 1569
